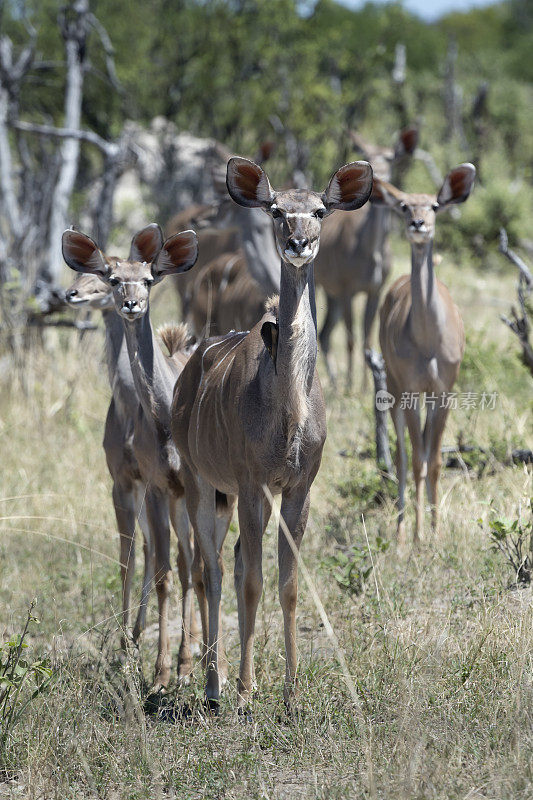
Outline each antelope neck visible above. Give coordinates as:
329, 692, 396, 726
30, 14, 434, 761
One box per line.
358, 204, 391, 260
102, 308, 124, 384
275, 259, 318, 403
121, 307, 174, 430
102, 308, 139, 419
409, 240, 445, 354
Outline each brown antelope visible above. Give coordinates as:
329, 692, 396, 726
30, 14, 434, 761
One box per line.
62, 226, 206, 691
373, 163, 476, 545
66, 273, 154, 645
167, 143, 279, 325
65, 274, 201, 659
314, 127, 418, 387
171, 156, 373, 711
186, 251, 265, 337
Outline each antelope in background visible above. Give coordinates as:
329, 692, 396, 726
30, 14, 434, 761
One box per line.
171, 156, 373, 711
314, 126, 418, 387
373, 163, 476, 545
65, 273, 200, 659
166, 142, 280, 331
63, 226, 205, 692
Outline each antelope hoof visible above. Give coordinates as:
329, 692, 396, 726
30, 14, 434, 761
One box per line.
177, 651, 194, 684
177, 666, 193, 686
144, 687, 166, 714
237, 707, 254, 724
204, 696, 220, 716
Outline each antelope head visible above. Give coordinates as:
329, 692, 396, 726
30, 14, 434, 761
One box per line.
62, 224, 198, 321
65, 272, 113, 310
371, 163, 476, 245
226, 157, 373, 269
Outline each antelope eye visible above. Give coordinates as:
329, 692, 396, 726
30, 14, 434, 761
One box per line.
432, 202, 439, 211
314, 208, 326, 219
108, 277, 119, 286
399, 201, 408, 211
271, 208, 282, 219
144, 278, 153, 287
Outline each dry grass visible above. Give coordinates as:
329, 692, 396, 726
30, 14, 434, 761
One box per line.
0, 248, 532, 799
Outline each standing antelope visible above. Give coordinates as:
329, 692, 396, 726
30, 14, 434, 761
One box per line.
167, 143, 280, 326
314, 127, 418, 387
65, 273, 201, 662
65, 273, 154, 645
171, 156, 373, 711
63, 226, 206, 691
373, 163, 476, 544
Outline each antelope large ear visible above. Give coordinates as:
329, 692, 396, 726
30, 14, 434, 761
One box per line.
323, 161, 373, 212
436, 163, 476, 208
396, 126, 418, 156
226, 157, 274, 208
369, 176, 404, 209
129, 223, 164, 262
62, 230, 108, 276
152, 230, 198, 279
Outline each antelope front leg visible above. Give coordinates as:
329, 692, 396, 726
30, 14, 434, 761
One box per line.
405, 406, 425, 546
341, 297, 354, 392
278, 487, 310, 710
183, 470, 225, 711
132, 483, 154, 643
214, 494, 237, 687
191, 545, 208, 669
112, 480, 136, 648
145, 490, 173, 692
235, 492, 271, 710
318, 294, 342, 386
390, 398, 407, 546
170, 495, 195, 683
425, 405, 449, 535
362, 289, 380, 392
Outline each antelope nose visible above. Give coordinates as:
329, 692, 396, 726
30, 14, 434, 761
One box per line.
412, 218, 424, 229
288, 236, 309, 252
123, 299, 138, 311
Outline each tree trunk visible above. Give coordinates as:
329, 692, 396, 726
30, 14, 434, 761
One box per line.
44, 0, 89, 287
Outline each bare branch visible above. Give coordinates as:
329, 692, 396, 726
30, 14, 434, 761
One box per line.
87, 12, 125, 96
500, 228, 533, 377
413, 148, 443, 188
499, 228, 533, 289
11, 119, 118, 156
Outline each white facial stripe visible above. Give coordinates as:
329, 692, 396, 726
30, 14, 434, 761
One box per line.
111, 280, 151, 286
284, 212, 317, 219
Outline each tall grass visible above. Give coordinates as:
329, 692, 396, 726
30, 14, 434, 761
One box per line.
0, 255, 531, 798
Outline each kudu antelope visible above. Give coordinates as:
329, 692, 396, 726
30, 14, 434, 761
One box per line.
374, 163, 476, 544
66, 273, 154, 645
167, 142, 279, 329
173, 200, 280, 338
171, 156, 373, 711
187, 252, 265, 337
314, 126, 418, 387
63, 226, 205, 691
65, 273, 201, 658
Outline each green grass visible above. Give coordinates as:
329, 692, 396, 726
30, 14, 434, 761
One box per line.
0, 250, 531, 799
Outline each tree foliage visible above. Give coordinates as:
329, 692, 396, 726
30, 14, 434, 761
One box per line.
1, 0, 533, 217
